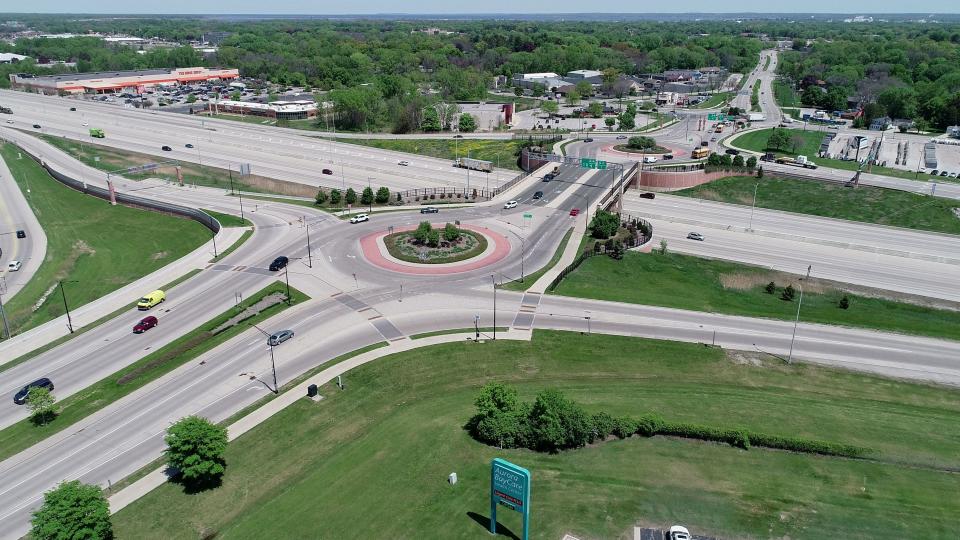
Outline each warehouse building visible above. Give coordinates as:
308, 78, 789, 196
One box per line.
9, 67, 239, 95
205, 99, 318, 120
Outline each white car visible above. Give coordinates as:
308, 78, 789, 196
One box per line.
642, 156, 658, 164
82, 122, 88, 126
5, 120, 12, 124
397, 160, 410, 166
668, 525, 690, 540
503, 200, 518, 209
7, 260, 22, 272
349, 213, 369, 224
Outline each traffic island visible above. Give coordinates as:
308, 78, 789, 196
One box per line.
383, 226, 487, 264
360, 223, 511, 275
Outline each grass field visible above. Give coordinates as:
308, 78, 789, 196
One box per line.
690, 92, 732, 109
554, 251, 960, 341
0, 144, 210, 338
201, 209, 252, 228
333, 138, 547, 172
675, 175, 960, 235
111, 330, 960, 539
730, 128, 935, 181
750, 80, 761, 112
773, 80, 800, 108
0, 281, 308, 463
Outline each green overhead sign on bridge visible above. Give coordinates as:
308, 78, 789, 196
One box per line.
579, 158, 607, 170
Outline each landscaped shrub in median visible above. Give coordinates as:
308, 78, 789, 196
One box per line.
468, 383, 871, 458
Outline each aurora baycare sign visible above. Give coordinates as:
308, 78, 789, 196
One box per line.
489, 458, 531, 539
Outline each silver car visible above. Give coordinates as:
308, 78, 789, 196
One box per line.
267, 330, 294, 346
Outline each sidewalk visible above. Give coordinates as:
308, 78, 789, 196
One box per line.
107, 328, 532, 514
0, 226, 247, 360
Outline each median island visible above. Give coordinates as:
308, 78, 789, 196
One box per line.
384, 221, 488, 264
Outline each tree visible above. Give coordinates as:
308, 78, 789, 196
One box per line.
732, 154, 745, 167
528, 389, 592, 452
781, 284, 796, 301
605, 117, 616, 130
361, 186, 374, 206
719, 154, 733, 167
627, 136, 656, 150
186, 94, 197, 104
31, 480, 113, 540
513, 86, 524, 97
659, 239, 668, 254
344, 188, 357, 205
443, 223, 460, 242
575, 80, 593, 98
746, 155, 758, 168
766, 128, 790, 151
531, 82, 546, 97
566, 90, 580, 106
27, 386, 56, 425
757, 166, 764, 179
375, 186, 390, 204
541, 100, 558, 115
458, 113, 477, 133
314, 189, 328, 206
587, 101, 603, 118
789, 134, 806, 153
329, 189, 342, 206
839, 295, 850, 309
765, 281, 776, 294
427, 228, 440, 247
618, 110, 635, 130
230, 90, 241, 101
589, 209, 620, 239
421, 107, 441, 132
470, 382, 529, 449
164, 415, 228, 486
601, 68, 620, 93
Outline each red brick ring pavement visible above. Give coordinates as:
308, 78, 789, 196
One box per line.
359, 223, 512, 275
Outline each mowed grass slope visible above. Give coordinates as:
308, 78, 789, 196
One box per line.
333, 138, 546, 172
675, 175, 960, 235
0, 144, 210, 336
112, 331, 960, 539
554, 251, 960, 341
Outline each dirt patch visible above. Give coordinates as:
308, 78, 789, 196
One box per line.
210, 292, 286, 334
150, 251, 169, 260
726, 350, 769, 367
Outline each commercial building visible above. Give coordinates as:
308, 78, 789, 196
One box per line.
0, 53, 29, 64
206, 99, 318, 120
457, 102, 515, 131
9, 67, 240, 95
566, 69, 603, 80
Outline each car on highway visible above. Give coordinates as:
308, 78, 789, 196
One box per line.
32, 124, 41, 129
4, 120, 12, 124
269, 256, 289, 271
267, 329, 294, 346
687, 232, 705, 241
69, 107, 77, 111
185, 143, 194, 148
542, 173, 554, 182
161, 145, 172, 151
569, 208, 581, 216
503, 200, 518, 209
350, 213, 370, 224
725, 149, 740, 156
710, 137, 717, 142
322, 168, 333, 175
642, 156, 658, 164
137, 290, 166, 310
13, 378, 54, 405
419, 206, 439, 214
639, 192, 656, 199
616, 135, 628, 140
583, 138, 594, 143
397, 160, 410, 166
453, 134, 463, 139
133, 316, 158, 334
533, 191, 544, 200
6, 260, 22, 272
81, 122, 88, 127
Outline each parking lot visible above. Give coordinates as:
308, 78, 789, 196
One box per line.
823, 130, 960, 177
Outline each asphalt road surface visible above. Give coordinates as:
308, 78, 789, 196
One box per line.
0, 155, 46, 302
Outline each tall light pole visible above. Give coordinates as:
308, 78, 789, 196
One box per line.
59, 280, 78, 333
304, 217, 313, 268
748, 182, 759, 231
786, 280, 804, 364
227, 164, 245, 222
284, 268, 291, 305
249, 323, 279, 393
491, 274, 497, 341
367, 177, 373, 213
509, 231, 526, 282
0, 290, 11, 340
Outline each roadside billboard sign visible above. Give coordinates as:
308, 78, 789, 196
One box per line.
489, 458, 531, 539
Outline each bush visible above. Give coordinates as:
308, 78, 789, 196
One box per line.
748, 433, 869, 457
757, 166, 764, 179
627, 136, 657, 150
591, 412, 615, 441
764, 281, 776, 294
732, 155, 745, 167
314, 189, 328, 205
660, 421, 750, 450
839, 295, 850, 309
746, 155, 758, 168
414, 221, 432, 244
375, 186, 391, 204
344, 188, 357, 205
659, 239, 668, 255
635, 413, 665, 437
329, 189, 342, 206
360, 186, 374, 205
443, 223, 460, 242
781, 284, 796, 301
165, 416, 228, 486
612, 416, 637, 439
427, 228, 440, 247
528, 389, 592, 452
589, 209, 620, 239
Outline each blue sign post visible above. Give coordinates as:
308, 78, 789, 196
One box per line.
490, 458, 531, 539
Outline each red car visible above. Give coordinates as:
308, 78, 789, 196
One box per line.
133, 316, 158, 334
569, 208, 581, 217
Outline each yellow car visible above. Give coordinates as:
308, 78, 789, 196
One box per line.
137, 290, 166, 310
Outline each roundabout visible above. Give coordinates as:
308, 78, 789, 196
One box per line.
359, 222, 512, 275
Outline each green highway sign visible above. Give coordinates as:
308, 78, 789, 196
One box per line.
490, 458, 531, 539
707, 113, 717, 121
597, 160, 607, 170
579, 157, 596, 168
523, 213, 533, 219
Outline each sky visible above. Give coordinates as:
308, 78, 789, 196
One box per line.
5, 1, 959, 14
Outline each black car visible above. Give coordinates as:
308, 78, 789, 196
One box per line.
269, 256, 289, 271
533, 191, 544, 199
583, 138, 594, 143
13, 378, 54, 405
542, 174, 554, 182
322, 168, 333, 175
663, 154, 674, 160
161, 145, 172, 151
69, 107, 76, 111
639, 192, 656, 199
420, 206, 439, 214
725, 149, 740, 156
185, 143, 194, 148
32, 124, 41, 129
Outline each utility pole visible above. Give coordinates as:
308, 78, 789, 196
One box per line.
59, 280, 76, 333
304, 217, 313, 268
250, 323, 279, 393
491, 274, 497, 341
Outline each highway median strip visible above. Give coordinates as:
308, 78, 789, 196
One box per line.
500, 227, 573, 292
0, 281, 310, 463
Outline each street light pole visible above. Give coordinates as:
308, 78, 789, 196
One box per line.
284, 268, 291, 305
0, 291, 11, 340
59, 280, 76, 333
748, 182, 759, 231
250, 323, 279, 393
491, 274, 497, 341
304, 217, 313, 268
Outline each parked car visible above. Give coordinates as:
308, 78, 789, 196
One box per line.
569, 208, 581, 216
940, 171, 949, 177
322, 168, 333, 175
5, 120, 12, 124
269, 256, 289, 271
639, 192, 656, 199
137, 290, 166, 310
930, 169, 939, 175
161, 145, 172, 151
350, 213, 369, 224
13, 378, 54, 405
185, 143, 194, 148
6, 260, 22, 272
503, 200, 518, 209
397, 160, 410, 166
668, 526, 691, 540
133, 316, 158, 334
533, 191, 544, 200
419, 206, 439, 214
687, 232, 705, 241
267, 329, 294, 346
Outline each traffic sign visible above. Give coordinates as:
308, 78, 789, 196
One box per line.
523, 213, 533, 219
579, 157, 596, 169
707, 113, 717, 121
597, 160, 607, 170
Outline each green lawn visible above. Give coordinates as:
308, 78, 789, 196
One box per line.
201, 209, 252, 228
676, 175, 960, 235
0, 144, 210, 338
554, 251, 960, 341
773, 80, 800, 108
112, 331, 960, 539
691, 92, 732, 109
0, 281, 309, 463
730, 128, 936, 181
750, 80, 761, 112
333, 138, 543, 172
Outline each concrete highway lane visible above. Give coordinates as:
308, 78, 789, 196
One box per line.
0, 155, 46, 302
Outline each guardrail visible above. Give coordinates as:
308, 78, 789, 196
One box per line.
7, 140, 220, 233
